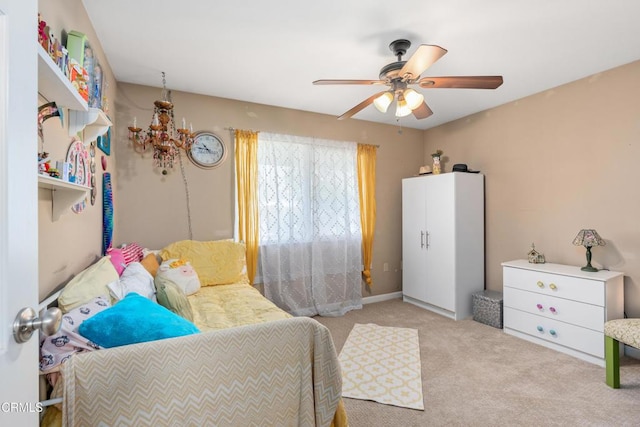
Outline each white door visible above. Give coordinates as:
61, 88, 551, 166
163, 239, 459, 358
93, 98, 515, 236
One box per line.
0, 0, 40, 425
424, 174, 456, 311
402, 177, 428, 301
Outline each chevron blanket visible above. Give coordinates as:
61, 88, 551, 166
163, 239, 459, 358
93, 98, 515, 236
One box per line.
62, 317, 343, 427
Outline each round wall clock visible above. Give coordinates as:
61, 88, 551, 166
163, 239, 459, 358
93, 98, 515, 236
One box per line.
187, 131, 227, 169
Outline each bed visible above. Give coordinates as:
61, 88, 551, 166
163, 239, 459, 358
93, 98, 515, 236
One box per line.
39, 239, 348, 427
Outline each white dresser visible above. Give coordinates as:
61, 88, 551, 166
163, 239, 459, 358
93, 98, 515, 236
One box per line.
502, 260, 624, 366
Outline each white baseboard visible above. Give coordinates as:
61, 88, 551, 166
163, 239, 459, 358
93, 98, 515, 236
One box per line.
362, 291, 402, 305
625, 345, 640, 360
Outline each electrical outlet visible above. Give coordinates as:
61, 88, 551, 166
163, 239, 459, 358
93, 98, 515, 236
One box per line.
383, 262, 389, 272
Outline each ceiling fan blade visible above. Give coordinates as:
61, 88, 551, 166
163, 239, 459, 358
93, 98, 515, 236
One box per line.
412, 101, 433, 120
338, 90, 389, 120
313, 79, 386, 85
418, 76, 504, 89
399, 45, 448, 80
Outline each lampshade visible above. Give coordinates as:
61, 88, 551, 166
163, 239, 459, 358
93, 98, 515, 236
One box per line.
395, 97, 412, 118
572, 229, 605, 248
403, 88, 424, 110
373, 92, 393, 113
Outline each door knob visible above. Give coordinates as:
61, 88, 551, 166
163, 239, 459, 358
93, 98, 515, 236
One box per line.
13, 307, 62, 343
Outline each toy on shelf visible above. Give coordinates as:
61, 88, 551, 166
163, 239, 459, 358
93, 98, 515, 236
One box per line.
69, 59, 89, 101
38, 13, 70, 79
37, 14, 49, 52
38, 152, 51, 175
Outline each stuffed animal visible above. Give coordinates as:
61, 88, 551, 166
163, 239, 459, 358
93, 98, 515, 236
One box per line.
38, 152, 51, 175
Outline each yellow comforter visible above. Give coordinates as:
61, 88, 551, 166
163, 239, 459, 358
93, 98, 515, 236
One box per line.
188, 283, 292, 332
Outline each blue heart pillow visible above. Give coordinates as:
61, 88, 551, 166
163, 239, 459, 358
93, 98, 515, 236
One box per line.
79, 292, 199, 348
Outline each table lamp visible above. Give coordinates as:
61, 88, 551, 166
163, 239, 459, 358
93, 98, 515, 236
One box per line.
572, 229, 605, 272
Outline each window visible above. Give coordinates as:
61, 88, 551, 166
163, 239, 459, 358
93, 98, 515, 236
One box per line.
256, 132, 362, 316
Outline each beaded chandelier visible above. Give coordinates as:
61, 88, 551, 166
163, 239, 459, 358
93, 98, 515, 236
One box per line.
127, 72, 194, 172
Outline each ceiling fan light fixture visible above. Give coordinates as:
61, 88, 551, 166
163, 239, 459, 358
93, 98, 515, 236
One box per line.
373, 92, 393, 113
403, 88, 424, 110
395, 97, 412, 118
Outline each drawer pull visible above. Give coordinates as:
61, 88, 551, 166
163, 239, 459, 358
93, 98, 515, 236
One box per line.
536, 325, 544, 332
549, 329, 557, 336
549, 283, 557, 290
536, 303, 543, 310
549, 307, 557, 314
537, 281, 544, 288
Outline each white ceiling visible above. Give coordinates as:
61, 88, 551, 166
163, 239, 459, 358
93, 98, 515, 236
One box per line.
81, 0, 640, 130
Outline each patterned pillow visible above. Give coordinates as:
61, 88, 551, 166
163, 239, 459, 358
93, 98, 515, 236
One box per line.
78, 293, 199, 348
160, 240, 248, 286
40, 296, 110, 374
121, 243, 144, 264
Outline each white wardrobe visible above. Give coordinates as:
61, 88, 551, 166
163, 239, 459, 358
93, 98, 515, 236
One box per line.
402, 172, 485, 320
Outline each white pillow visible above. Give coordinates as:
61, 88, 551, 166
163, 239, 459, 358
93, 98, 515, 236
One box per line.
58, 257, 119, 312
108, 262, 156, 302
156, 259, 201, 296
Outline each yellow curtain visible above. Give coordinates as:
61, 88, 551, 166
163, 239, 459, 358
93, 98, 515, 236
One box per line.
234, 129, 260, 285
357, 144, 377, 286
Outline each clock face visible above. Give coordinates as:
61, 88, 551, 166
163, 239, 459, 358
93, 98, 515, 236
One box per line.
188, 131, 226, 169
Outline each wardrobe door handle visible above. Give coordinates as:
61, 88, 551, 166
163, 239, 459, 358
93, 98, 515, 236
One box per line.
425, 231, 430, 249
420, 231, 425, 249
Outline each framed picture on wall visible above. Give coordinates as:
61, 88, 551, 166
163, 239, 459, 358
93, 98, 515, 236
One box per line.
97, 127, 111, 155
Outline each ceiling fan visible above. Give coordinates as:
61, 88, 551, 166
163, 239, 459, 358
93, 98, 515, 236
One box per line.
313, 39, 503, 120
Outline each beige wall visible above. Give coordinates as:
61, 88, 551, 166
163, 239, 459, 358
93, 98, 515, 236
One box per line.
423, 60, 640, 316
113, 83, 424, 298
38, 0, 118, 299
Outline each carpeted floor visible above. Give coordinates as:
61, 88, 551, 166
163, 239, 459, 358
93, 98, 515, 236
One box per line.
315, 298, 640, 427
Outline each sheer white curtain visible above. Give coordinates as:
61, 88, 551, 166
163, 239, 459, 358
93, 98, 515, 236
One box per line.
257, 132, 363, 317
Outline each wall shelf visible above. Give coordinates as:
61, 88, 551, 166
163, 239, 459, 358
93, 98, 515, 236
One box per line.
38, 175, 90, 221
68, 107, 112, 143
37, 44, 87, 112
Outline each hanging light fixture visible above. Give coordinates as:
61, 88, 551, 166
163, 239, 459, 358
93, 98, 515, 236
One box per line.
127, 72, 194, 172
402, 88, 424, 110
373, 91, 394, 113
373, 80, 426, 118
395, 94, 412, 118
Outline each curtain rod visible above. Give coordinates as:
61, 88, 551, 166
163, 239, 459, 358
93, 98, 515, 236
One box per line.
225, 127, 379, 147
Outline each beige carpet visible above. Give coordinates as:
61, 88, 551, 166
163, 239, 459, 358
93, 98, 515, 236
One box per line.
339, 323, 423, 410
315, 298, 640, 427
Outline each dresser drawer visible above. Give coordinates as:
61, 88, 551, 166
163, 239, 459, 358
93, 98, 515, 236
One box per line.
504, 307, 603, 357
503, 267, 604, 305
503, 287, 604, 332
